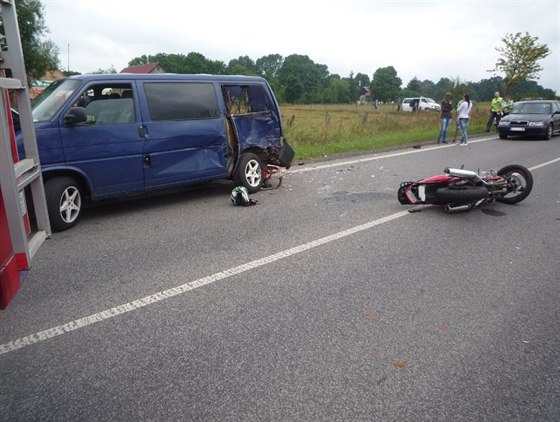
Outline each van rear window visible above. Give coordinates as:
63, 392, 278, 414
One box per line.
144, 82, 219, 121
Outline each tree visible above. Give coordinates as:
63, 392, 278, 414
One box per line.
406, 77, 422, 93
0, 0, 60, 82
256, 54, 283, 80
325, 75, 350, 103
370, 66, 401, 102
277, 54, 329, 103
490, 32, 551, 95
127, 52, 226, 74
227, 55, 258, 76
88, 66, 117, 75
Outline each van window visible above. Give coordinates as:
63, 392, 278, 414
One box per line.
222, 85, 270, 114
32, 78, 82, 122
71, 83, 135, 125
144, 82, 219, 121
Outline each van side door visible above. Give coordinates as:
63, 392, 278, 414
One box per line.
221, 84, 282, 153
138, 81, 228, 189
59, 81, 145, 198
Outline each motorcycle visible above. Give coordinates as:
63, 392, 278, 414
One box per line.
398, 164, 533, 213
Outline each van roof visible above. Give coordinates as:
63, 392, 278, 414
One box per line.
68, 73, 268, 83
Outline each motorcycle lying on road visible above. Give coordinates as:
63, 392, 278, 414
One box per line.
398, 164, 533, 213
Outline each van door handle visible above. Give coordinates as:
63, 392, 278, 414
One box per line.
144, 155, 151, 165
138, 125, 148, 138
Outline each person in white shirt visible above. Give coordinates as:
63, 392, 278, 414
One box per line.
456, 94, 473, 146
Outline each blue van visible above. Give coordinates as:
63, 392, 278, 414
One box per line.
20, 74, 294, 231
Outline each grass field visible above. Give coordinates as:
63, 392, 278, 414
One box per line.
280, 102, 490, 161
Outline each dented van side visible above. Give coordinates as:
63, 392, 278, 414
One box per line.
22, 73, 294, 231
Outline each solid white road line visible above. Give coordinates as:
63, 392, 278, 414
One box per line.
288, 136, 497, 174
0, 210, 410, 355
529, 157, 560, 171
1, 153, 557, 356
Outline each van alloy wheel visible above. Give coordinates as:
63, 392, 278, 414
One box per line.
45, 177, 84, 231
234, 153, 264, 193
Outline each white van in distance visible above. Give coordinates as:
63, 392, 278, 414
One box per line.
401, 97, 441, 112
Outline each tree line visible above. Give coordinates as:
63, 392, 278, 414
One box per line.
126, 52, 556, 104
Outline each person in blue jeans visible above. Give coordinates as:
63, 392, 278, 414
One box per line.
437, 92, 453, 144
456, 94, 473, 146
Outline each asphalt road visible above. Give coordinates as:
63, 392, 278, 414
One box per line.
1, 134, 559, 421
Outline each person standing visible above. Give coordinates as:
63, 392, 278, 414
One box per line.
502, 95, 514, 116
485, 91, 503, 132
437, 92, 453, 144
457, 93, 473, 146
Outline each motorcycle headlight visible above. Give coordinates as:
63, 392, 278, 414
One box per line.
528, 121, 545, 127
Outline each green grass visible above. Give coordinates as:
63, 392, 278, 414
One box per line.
281, 103, 489, 161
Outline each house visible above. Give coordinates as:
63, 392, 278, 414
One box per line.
30, 70, 65, 98
358, 87, 371, 104
120, 63, 166, 74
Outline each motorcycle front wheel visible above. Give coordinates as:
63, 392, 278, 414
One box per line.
496, 165, 533, 204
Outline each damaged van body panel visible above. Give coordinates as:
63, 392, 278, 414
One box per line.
222, 84, 281, 152
20, 73, 293, 230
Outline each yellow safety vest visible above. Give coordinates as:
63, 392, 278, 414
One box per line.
503, 100, 514, 113
491, 97, 503, 112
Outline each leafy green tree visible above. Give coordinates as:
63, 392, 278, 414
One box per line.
256, 54, 283, 79
473, 76, 504, 101
283, 74, 304, 103
227, 55, 258, 76
345, 72, 370, 102
400, 88, 421, 99
510, 80, 556, 100
490, 32, 551, 95
370, 66, 401, 102
0, 0, 59, 82
127, 52, 226, 74
277, 54, 329, 103
406, 77, 422, 93
325, 75, 350, 103
419, 79, 436, 98
89, 66, 117, 74
354, 72, 371, 90
128, 55, 150, 66
434, 77, 455, 101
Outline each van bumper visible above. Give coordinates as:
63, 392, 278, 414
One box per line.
278, 139, 295, 168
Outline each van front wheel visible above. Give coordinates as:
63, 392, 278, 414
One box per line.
45, 177, 84, 231
234, 153, 263, 193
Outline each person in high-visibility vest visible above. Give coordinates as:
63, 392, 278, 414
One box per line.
502, 95, 514, 116
485, 91, 503, 132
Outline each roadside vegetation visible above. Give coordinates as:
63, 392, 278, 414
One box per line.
282, 102, 489, 161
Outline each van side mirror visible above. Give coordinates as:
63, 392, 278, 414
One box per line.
64, 107, 87, 126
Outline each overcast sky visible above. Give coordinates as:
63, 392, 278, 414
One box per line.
42, 0, 559, 94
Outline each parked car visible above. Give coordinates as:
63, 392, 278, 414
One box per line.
18, 73, 294, 231
401, 97, 441, 112
497, 100, 560, 140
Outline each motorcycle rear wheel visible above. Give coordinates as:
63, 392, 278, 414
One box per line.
433, 186, 488, 203
496, 164, 533, 204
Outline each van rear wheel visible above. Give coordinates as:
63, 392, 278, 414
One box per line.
234, 153, 263, 193
45, 177, 84, 231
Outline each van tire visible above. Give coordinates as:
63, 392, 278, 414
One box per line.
45, 177, 84, 231
234, 153, 263, 193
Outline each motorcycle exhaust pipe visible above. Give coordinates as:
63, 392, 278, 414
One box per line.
445, 204, 472, 213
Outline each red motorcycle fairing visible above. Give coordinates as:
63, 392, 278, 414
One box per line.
400, 174, 459, 205
418, 174, 455, 184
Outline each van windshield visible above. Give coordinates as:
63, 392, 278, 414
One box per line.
32, 78, 82, 122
